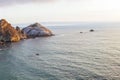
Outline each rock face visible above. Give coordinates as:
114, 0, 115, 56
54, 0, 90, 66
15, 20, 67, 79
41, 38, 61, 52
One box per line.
22, 23, 53, 38
0, 19, 26, 42
0, 19, 53, 43
16, 26, 27, 39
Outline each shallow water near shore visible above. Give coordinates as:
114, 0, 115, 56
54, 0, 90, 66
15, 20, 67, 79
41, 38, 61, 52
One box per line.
1, 22, 120, 80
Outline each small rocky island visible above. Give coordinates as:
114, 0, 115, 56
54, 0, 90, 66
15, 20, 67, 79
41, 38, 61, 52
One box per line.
22, 22, 53, 38
0, 19, 53, 43
89, 29, 94, 32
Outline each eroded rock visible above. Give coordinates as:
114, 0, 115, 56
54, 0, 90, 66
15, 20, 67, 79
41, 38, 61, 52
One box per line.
16, 26, 27, 39
22, 23, 53, 38
0, 19, 20, 42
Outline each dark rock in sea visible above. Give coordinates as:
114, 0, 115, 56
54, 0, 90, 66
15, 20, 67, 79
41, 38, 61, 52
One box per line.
90, 29, 94, 32
36, 53, 39, 56
22, 23, 53, 38
0, 19, 21, 42
80, 32, 83, 33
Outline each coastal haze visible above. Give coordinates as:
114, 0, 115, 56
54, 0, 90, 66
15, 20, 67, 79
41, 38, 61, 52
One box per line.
0, 0, 120, 23
0, 0, 120, 80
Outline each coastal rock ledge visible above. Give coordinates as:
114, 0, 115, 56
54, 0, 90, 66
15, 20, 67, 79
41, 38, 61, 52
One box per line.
22, 23, 53, 38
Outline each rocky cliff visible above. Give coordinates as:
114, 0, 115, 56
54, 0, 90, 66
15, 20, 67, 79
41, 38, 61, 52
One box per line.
0, 19, 53, 43
0, 19, 26, 42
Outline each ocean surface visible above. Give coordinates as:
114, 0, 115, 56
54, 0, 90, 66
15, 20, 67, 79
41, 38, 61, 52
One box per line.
0, 22, 120, 80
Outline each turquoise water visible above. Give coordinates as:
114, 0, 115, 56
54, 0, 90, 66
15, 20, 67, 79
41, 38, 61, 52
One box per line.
1, 22, 120, 80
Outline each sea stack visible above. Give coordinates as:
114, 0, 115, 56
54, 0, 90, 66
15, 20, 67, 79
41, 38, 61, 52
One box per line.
89, 29, 94, 32
80, 32, 83, 33
0, 19, 26, 42
22, 23, 53, 38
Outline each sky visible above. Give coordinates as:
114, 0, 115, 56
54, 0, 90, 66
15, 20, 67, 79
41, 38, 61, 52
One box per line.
0, 0, 120, 24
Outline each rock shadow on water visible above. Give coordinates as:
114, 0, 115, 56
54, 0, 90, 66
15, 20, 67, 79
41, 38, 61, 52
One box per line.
0, 42, 12, 50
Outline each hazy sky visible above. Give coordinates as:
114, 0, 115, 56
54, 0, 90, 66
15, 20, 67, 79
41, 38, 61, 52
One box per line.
0, 0, 120, 24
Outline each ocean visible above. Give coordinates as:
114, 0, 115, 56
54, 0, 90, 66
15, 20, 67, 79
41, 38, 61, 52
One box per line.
0, 22, 120, 80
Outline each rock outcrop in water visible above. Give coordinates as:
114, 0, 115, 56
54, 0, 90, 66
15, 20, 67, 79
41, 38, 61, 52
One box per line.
0, 19, 53, 44
22, 23, 53, 38
0, 19, 26, 42
90, 29, 94, 32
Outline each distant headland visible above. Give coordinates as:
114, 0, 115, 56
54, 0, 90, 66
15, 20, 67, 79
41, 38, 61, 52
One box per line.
0, 19, 53, 44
